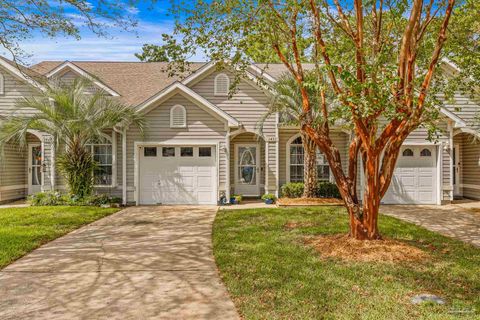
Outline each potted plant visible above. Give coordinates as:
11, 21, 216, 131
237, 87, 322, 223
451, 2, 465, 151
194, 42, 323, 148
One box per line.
261, 193, 276, 204
234, 194, 243, 204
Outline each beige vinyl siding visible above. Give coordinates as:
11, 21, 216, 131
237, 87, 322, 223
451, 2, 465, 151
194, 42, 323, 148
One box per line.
0, 143, 27, 203
230, 132, 266, 195
190, 70, 276, 138
125, 93, 227, 203
442, 93, 480, 130
56, 70, 99, 94
279, 128, 349, 189
0, 66, 37, 117
459, 133, 480, 199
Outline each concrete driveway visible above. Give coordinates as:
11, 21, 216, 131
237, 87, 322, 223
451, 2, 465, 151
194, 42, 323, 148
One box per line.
382, 203, 480, 247
0, 206, 239, 320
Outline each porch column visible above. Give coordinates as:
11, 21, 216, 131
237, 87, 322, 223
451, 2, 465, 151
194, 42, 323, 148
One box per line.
265, 140, 269, 194
122, 129, 127, 206
225, 129, 231, 200
448, 120, 454, 201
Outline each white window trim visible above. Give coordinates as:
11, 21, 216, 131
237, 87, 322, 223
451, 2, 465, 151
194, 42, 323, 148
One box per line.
214, 73, 230, 96
0, 73, 4, 95
170, 104, 187, 128
285, 133, 333, 184
86, 132, 116, 188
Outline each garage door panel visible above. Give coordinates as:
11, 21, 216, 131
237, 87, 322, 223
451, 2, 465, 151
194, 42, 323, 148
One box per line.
139, 146, 217, 205
382, 146, 437, 205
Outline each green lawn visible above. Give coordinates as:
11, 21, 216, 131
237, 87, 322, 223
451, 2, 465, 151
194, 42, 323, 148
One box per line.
0, 206, 119, 269
213, 207, 480, 320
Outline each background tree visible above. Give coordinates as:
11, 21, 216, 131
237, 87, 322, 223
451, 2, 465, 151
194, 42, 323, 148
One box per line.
160, 0, 478, 240
0, 0, 148, 62
0, 80, 145, 198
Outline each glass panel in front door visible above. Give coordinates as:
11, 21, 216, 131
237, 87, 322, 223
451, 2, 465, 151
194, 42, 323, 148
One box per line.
238, 146, 257, 185
31, 146, 42, 186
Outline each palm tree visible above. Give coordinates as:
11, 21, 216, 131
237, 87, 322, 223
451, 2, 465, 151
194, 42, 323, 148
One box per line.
0, 79, 145, 198
259, 73, 323, 198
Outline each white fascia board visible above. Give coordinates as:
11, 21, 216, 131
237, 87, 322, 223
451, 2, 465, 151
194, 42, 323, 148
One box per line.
45, 62, 120, 97
0, 59, 46, 92
137, 82, 239, 127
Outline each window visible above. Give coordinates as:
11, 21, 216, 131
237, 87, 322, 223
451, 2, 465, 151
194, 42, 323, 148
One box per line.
170, 105, 186, 128
181, 147, 193, 157
199, 147, 212, 157
288, 136, 330, 183
214, 73, 229, 96
420, 148, 432, 157
86, 136, 112, 186
402, 148, 414, 157
162, 147, 175, 157
0, 73, 4, 95
144, 147, 157, 157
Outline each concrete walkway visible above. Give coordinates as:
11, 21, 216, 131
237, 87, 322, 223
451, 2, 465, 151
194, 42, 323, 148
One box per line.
381, 204, 480, 247
0, 206, 239, 320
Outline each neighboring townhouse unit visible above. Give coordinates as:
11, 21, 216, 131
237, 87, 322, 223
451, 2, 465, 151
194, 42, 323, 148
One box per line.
0, 57, 479, 205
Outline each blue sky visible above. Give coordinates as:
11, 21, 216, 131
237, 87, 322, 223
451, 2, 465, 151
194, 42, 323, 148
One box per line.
18, 1, 203, 64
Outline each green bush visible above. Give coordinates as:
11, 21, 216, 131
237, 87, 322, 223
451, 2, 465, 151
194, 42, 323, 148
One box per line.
28, 192, 121, 207
261, 193, 276, 201
280, 181, 341, 199
316, 181, 341, 198
281, 182, 304, 198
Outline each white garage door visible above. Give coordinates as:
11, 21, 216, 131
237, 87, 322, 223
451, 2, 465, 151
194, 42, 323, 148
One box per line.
382, 145, 437, 205
139, 145, 217, 205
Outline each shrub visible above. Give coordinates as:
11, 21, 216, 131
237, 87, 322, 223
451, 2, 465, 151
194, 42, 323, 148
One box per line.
281, 182, 304, 198
28, 192, 121, 207
316, 181, 341, 199
261, 193, 276, 201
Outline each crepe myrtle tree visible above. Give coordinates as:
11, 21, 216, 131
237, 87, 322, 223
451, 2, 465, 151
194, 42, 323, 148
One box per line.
157, 0, 479, 240
0, 79, 145, 198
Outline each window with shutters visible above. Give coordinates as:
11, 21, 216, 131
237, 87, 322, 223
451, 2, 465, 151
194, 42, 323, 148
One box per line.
170, 105, 186, 128
214, 73, 229, 96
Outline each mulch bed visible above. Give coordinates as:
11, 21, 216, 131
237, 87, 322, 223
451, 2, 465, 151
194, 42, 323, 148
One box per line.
304, 234, 428, 263
277, 197, 344, 206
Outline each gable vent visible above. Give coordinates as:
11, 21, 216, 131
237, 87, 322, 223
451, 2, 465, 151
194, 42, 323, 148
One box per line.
214, 73, 230, 96
170, 105, 187, 128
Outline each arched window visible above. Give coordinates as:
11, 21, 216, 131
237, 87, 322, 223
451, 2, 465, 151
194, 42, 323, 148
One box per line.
86, 135, 113, 186
402, 148, 414, 157
214, 73, 229, 96
287, 135, 330, 183
420, 148, 432, 157
0, 73, 4, 95
170, 105, 186, 128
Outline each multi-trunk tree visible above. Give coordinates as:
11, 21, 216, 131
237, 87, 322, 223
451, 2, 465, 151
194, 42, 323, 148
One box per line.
152, 0, 476, 240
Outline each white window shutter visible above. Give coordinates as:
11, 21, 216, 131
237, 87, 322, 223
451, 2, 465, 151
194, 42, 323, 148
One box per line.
214, 73, 229, 96
170, 105, 186, 128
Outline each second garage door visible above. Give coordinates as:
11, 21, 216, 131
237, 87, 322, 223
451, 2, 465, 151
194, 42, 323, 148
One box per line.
382, 145, 437, 205
139, 145, 217, 205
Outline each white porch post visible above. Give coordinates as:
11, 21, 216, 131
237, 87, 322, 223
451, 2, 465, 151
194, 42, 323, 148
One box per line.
265, 140, 269, 194
448, 120, 454, 201
225, 129, 231, 200
50, 138, 55, 190
122, 129, 127, 206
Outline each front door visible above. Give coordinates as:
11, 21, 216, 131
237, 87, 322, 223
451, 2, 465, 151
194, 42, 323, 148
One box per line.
235, 144, 260, 196
453, 144, 461, 197
28, 144, 42, 194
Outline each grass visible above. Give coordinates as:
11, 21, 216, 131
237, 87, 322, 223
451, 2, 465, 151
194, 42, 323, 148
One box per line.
213, 206, 480, 320
0, 206, 119, 269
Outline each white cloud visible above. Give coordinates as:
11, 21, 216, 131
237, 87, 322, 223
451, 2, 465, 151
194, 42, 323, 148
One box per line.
13, 20, 206, 64
126, 6, 140, 15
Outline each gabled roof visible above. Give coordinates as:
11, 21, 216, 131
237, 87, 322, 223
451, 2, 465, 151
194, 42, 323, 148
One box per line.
0, 56, 46, 92
44, 61, 120, 96
30, 61, 207, 106
137, 82, 239, 127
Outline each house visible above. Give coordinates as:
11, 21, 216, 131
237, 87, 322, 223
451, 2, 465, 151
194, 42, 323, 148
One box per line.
0, 57, 479, 205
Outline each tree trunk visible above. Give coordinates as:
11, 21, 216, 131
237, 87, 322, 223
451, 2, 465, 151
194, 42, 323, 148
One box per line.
302, 133, 317, 198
